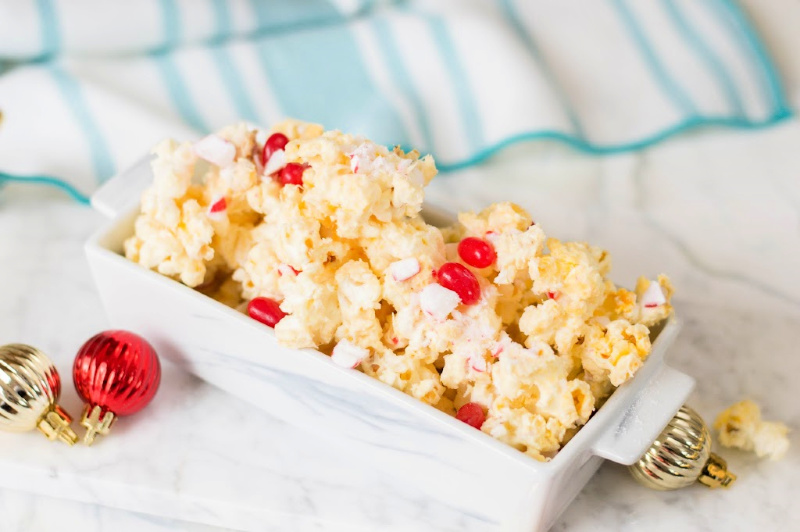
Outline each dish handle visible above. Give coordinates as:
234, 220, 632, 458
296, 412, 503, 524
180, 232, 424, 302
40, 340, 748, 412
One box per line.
591, 364, 695, 465
91, 154, 154, 218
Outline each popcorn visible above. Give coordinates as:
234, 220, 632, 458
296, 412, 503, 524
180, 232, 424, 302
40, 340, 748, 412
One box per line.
715, 400, 790, 460
126, 120, 675, 461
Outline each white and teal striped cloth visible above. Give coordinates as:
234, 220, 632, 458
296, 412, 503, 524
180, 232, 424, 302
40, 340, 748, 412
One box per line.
0, 0, 792, 203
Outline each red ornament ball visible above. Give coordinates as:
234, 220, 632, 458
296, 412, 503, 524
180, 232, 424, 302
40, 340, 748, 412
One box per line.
456, 402, 486, 429
457, 237, 496, 268
73, 330, 161, 417
437, 262, 481, 305
248, 297, 287, 328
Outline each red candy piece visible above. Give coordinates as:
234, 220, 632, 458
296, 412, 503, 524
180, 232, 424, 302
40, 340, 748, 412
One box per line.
209, 197, 227, 213
456, 402, 486, 429
437, 262, 480, 305
247, 297, 287, 328
279, 162, 306, 186
458, 237, 496, 268
261, 132, 289, 165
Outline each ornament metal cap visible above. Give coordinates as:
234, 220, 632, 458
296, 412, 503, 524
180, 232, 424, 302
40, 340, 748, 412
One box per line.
37, 405, 78, 446
629, 405, 736, 490
80, 405, 116, 446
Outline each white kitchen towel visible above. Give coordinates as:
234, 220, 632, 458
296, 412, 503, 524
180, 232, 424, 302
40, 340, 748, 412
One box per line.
0, 0, 792, 203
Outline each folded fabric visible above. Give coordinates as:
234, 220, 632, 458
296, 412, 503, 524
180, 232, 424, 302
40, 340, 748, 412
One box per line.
0, 0, 792, 203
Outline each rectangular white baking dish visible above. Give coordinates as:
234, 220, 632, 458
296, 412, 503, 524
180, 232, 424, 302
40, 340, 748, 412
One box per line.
85, 155, 694, 531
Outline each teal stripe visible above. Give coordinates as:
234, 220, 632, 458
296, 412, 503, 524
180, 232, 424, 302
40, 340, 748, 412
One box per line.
613, 0, 697, 115
210, 1, 260, 123
153, 2, 210, 132
425, 16, 483, 150
249, 0, 270, 30
159, 0, 181, 50
662, 0, 745, 116
254, 25, 411, 147
211, 0, 233, 42
211, 47, 260, 123
0, 172, 90, 204
49, 66, 116, 182
152, 53, 211, 133
247, 0, 343, 36
35, 0, 60, 57
712, 0, 791, 115
498, 0, 586, 139
371, 16, 434, 150
435, 111, 792, 172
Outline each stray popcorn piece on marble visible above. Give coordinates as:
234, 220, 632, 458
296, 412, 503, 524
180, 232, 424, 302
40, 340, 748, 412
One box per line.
714, 400, 790, 461
125, 120, 675, 461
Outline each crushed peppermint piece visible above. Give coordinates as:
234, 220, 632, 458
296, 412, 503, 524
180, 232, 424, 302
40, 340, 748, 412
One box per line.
641, 281, 666, 308
194, 135, 236, 167
390, 258, 420, 282
420, 283, 461, 320
263, 148, 287, 176
247, 297, 286, 328
208, 197, 227, 216
277, 264, 300, 277
470, 355, 487, 373
331, 339, 368, 369
349, 143, 377, 174
484, 231, 500, 245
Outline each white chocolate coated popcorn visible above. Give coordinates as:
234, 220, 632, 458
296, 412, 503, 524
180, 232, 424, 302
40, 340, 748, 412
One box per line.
715, 400, 790, 460
126, 121, 674, 460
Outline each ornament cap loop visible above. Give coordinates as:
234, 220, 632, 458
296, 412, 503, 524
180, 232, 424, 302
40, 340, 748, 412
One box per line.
37, 405, 78, 446
699, 452, 737, 488
80, 405, 115, 446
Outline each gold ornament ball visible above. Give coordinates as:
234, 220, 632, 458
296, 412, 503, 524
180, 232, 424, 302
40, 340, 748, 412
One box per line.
630, 405, 736, 490
0, 344, 77, 445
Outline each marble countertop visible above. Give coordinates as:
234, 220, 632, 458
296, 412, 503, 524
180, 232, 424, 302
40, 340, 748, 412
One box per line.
1, 114, 799, 530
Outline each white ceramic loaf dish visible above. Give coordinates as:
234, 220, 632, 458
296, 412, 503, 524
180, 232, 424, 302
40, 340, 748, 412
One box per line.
85, 155, 694, 531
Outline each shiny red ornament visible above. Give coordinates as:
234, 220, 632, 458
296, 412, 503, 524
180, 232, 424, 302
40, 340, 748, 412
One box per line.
73, 330, 161, 445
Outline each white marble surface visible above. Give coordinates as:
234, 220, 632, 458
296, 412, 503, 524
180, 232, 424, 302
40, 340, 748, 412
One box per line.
1, 115, 799, 530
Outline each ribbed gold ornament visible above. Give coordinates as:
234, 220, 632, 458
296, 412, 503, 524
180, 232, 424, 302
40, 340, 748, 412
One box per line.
630, 405, 735, 490
0, 344, 78, 445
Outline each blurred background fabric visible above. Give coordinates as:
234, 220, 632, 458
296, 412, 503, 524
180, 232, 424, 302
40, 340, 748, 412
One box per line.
0, 0, 792, 203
